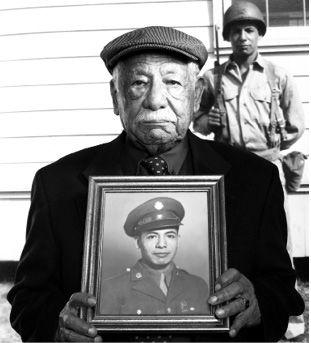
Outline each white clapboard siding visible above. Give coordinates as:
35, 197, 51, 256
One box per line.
0, 200, 29, 260
0, 0, 192, 10
288, 193, 309, 257
0, 109, 122, 137
0, 58, 108, 86
0, 163, 51, 191
265, 53, 310, 76
0, 27, 213, 62
0, 83, 111, 113
0, 1, 212, 36
0, 135, 118, 164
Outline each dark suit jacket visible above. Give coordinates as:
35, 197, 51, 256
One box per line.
8, 131, 304, 342
100, 261, 209, 315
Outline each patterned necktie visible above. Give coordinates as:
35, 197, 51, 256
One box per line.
142, 156, 169, 175
159, 273, 168, 295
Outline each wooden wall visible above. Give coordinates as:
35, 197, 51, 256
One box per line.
0, 0, 309, 260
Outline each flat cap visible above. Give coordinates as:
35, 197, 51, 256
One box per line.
124, 197, 185, 237
100, 26, 208, 74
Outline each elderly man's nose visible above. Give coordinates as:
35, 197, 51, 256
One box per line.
143, 82, 168, 110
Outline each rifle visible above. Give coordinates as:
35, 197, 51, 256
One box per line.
214, 25, 220, 67
213, 24, 230, 142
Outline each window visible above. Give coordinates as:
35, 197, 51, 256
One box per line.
213, 0, 310, 53
232, 0, 309, 27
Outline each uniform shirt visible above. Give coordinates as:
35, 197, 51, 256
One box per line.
99, 259, 210, 315
193, 54, 305, 152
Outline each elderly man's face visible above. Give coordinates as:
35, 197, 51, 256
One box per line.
110, 53, 204, 154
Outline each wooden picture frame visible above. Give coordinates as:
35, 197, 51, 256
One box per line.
81, 176, 228, 333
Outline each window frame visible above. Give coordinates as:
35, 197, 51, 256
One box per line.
213, 0, 309, 55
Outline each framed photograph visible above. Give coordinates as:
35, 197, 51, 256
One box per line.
81, 176, 228, 332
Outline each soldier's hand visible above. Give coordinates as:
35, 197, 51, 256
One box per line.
54, 292, 103, 342
207, 107, 222, 127
208, 268, 261, 338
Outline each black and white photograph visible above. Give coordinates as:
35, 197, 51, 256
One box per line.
99, 193, 211, 316
0, 0, 309, 342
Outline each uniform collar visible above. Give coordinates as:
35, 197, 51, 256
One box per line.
138, 259, 175, 286
226, 52, 265, 73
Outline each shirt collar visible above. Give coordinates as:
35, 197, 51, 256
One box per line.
123, 135, 189, 175
160, 136, 188, 175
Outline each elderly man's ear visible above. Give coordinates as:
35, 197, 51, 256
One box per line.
194, 76, 206, 113
110, 79, 120, 116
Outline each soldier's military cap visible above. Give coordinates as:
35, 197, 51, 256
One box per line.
124, 197, 185, 237
100, 26, 208, 74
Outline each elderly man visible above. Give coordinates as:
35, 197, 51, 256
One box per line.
100, 197, 209, 315
8, 26, 304, 342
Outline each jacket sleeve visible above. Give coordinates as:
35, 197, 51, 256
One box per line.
249, 166, 305, 342
7, 170, 67, 342
277, 67, 305, 150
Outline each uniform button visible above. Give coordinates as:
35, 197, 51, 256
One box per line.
126, 268, 131, 272
137, 309, 142, 315
136, 272, 142, 278
167, 307, 171, 313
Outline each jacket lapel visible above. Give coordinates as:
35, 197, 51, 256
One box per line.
74, 132, 126, 228
188, 131, 242, 230
131, 262, 167, 302
81, 132, 126, 180
166, 266, 187, 303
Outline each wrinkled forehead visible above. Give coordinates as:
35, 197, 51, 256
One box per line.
113, 51, 197, 81
121, 51, 191, 69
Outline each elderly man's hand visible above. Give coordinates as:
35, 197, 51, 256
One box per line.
54, 292, 103, 342
208, 268, 261, 338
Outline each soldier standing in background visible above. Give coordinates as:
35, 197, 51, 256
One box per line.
193, 2, 305, 339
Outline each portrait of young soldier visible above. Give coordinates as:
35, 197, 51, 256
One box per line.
100, 197, 209, 315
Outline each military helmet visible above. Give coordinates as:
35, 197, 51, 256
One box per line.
222, 1, 267, 41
